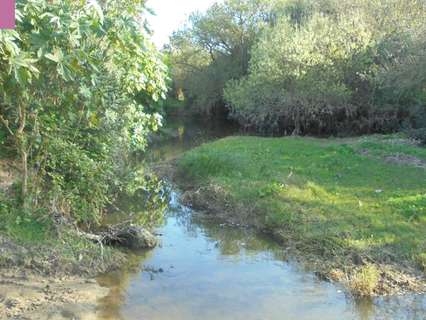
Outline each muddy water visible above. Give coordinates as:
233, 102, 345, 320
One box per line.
96, 116, 426, 320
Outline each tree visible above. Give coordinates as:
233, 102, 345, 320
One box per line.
167, 0, 284, 115
224, 0, 426, 134
0, 0, 168, 225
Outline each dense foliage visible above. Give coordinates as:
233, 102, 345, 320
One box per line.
0, 0, 168, 227
167, 0, 283, 115
169, 0, 426, 136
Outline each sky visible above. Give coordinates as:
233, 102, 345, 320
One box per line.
146, 0, 218, 48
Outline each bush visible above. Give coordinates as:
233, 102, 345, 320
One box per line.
0, 0, 168, 228
350, 264, 380, 296
225, 1, 426, 135
170, 0, 426, 136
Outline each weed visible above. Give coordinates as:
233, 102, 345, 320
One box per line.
350, 264, 380, 297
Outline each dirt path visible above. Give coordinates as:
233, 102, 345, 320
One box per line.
0, 269, 108, 320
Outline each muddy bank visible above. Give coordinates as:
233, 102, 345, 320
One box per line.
0, 269, 108, 320
0, 227, 159, 319
0, 229, 161, 319
0, 233, 128, 275
0, 236, 112, 319
167, 134, 426, 297
175, 183, 426, 297
0, 169, 159, 319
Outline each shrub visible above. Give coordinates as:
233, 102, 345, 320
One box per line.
171, 0, 426, 136
350, 264, 380, 296
0, 0, 168, 227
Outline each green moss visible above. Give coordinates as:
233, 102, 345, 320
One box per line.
177, 135, 426, 272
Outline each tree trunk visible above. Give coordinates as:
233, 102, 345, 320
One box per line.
17, 104, 28, 201
292, 107, 301, 136
20, 149, 28, 199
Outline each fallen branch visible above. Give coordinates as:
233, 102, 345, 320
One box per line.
76, 223, 158, 250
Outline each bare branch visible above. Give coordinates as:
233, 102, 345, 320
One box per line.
0, 113, 15, 137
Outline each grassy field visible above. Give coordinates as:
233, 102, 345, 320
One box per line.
177, 135, 426, 295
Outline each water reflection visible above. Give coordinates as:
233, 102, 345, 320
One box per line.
147, 115, 239, 163
96, 191, 426, 320
96, 116, 425, 320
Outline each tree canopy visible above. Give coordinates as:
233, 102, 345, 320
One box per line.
168, 0, 426, 136
0, 0, 168, 226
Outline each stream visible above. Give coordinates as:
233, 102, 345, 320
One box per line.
96, 116, 426, 320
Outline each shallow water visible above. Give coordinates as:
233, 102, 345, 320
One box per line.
146, 116, 239, 162
96, 116, 426, 320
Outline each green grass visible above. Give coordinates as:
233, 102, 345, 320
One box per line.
0, 190, 123, 275
177, 135, 426, 277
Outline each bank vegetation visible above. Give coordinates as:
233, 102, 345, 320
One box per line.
0, 0, 168, 273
